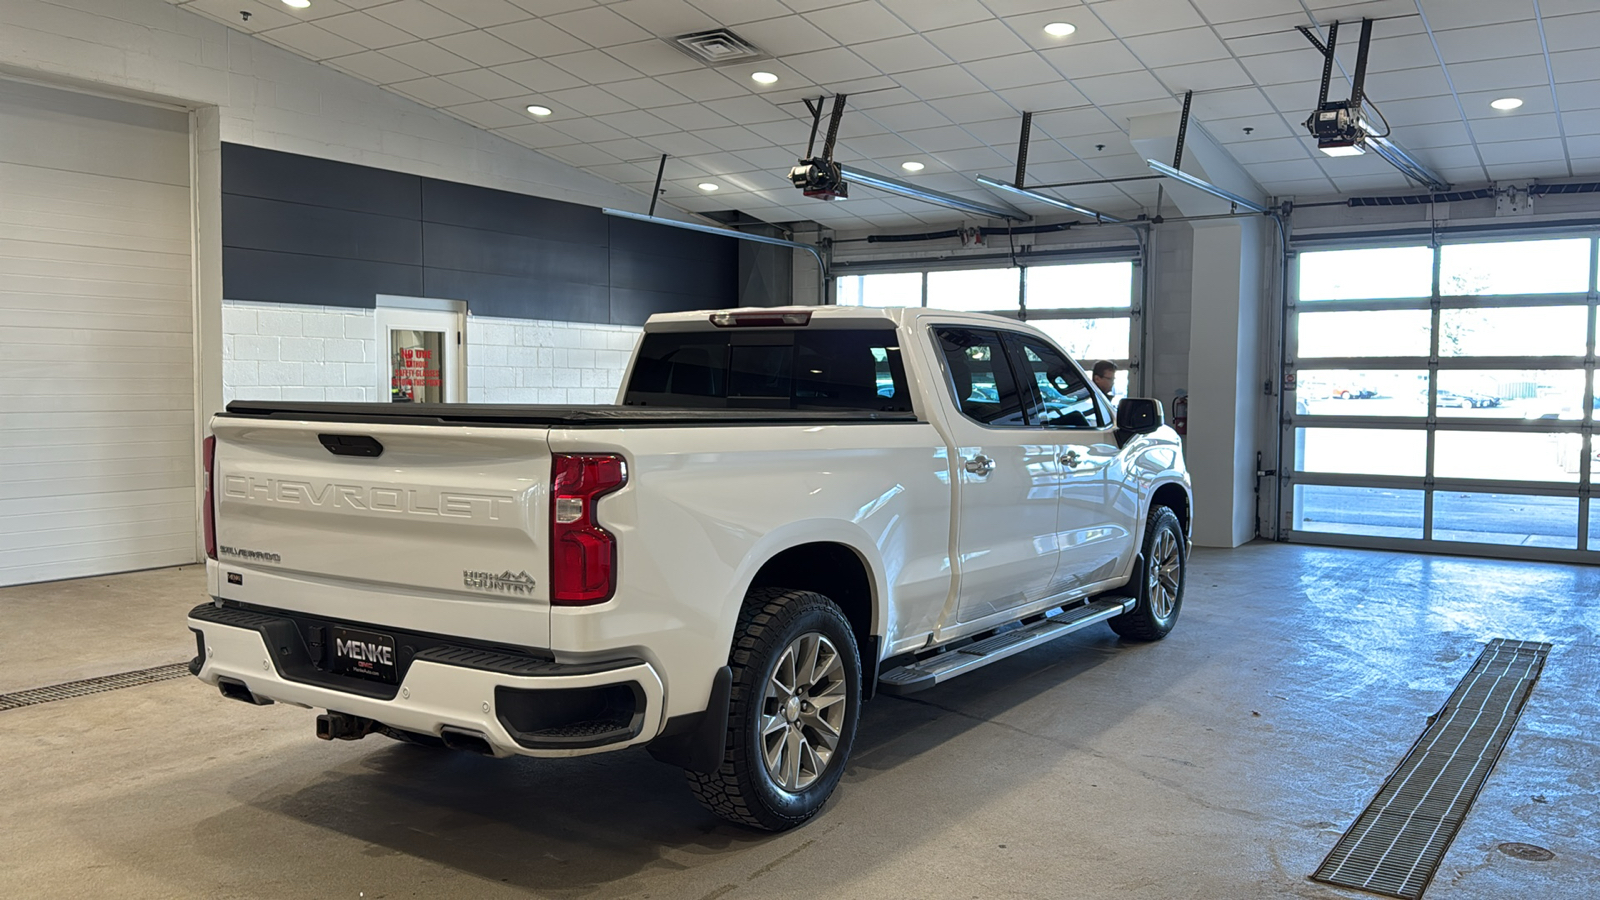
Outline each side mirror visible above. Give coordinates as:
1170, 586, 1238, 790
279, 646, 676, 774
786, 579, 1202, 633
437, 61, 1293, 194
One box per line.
1117, 398, 1164, 436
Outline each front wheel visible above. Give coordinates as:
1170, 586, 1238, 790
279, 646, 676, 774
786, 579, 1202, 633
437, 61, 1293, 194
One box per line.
686, 588, 862, 831
1109, 506, 1186, 641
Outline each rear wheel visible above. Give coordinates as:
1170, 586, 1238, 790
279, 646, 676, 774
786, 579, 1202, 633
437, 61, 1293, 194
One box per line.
686, 588, 861, 831
1109, 506, 1185, 641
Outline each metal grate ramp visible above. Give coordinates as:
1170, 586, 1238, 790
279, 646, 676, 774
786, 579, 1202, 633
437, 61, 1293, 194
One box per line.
1311, 638, 1552, 900
0, 663, 192, 711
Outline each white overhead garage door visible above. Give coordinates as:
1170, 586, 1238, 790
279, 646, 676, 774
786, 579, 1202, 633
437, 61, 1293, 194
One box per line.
0, 79, 195, 587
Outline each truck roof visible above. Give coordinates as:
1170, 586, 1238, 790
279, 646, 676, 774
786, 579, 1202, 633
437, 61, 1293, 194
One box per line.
642, 306, 1045, 332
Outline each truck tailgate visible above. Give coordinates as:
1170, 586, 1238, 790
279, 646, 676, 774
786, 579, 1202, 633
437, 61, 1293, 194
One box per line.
210, 416, 552, 644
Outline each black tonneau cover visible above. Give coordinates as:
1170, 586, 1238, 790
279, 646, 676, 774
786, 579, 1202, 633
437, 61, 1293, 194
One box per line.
221, 401, 921, 428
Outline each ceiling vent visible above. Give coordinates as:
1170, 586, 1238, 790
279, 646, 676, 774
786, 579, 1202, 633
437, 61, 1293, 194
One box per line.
672, 29, 766, 65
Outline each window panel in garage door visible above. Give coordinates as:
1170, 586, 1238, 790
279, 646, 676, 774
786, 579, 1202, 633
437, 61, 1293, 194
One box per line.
0, 80, 194, 587
1283, 236, 1599, 561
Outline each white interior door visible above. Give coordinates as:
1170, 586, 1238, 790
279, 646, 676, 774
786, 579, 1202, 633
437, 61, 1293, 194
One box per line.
0, 79, 194, 587
375, 300, 465, 403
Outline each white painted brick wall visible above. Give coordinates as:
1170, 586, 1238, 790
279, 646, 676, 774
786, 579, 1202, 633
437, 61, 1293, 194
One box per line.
467, 315, 641, 405
224, 301, 642, 407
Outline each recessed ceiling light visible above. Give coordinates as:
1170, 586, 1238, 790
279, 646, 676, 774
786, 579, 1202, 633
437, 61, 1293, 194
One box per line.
525, 105, 552, 116
901, 161, 925, 172
1044, 22, 1076, 37
698, 182, 720, 191
751, 71, 778, 85
281, 0, 311, 8
1490, 97, 1523, 111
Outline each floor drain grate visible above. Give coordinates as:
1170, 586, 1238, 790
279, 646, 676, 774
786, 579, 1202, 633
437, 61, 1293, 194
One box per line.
1311, 638, 1552, 900
0, 663, 193, 711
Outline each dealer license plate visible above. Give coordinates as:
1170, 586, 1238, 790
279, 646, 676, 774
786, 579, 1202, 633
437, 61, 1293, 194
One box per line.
331, 627, 398, 684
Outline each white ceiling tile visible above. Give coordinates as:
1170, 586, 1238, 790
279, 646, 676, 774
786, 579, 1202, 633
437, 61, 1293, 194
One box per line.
926, 91, 1018, 123
656, 68, 749, 100
982, 0, 1087, 14
1457, 88, 1554, 118
1542, 11, 1600, 54
1072, 70, 1172, 106
432, 30, 532, 66
675, 151, 762, 174
491, 58, 587, 92
327, 49, 427, 84
1485, 160, 1572, 181
876, 0, 993, 31
962, 116, 1031, 146
1362, 67, 1453, 103
840, 131, 921, 158
900, 124, 985, 152
995, 82, 1088, 114
1124, 28, 1230, 67
1325, 173, 1415, 193
1475, 138, 1568, 166
544, 84, 637, 115
730, 16, 838, 56
372, 0, 473, 39
861, 101, 953, 131
686, 0, 791, 26
930, 145, 1009, 170
604, 40, 705, 76
1195, 113, 1296, 141
1550, 48, 1600, 86
745, 117, 815, 145
1038, 41, 1144, 80
390, 76, 481, 107
542, 144, 624, 167
592, 109, 681, 136
547, 49, 646, 84
710, 60, 812, 90
1189, 87, 1276, 120
1101, 96, 1183, 121
895, 64, 988, 100
1415, 1, 1526, 31
783, 47, 879, 84
488, 18, 591, 56
444, 99, 532, 129
695, 125, 774, 151
851, 34, 952, 74
1431, 22, 1544, 64
961, 52, 1060, 91
586, 160, 660, 183
703, 95, 793, 124
643, 131, 724, 156
1032, 106, 1118, 139
1411, 145, 1484, 171
1388, 121, 1472, 149
654, 103, 738, 130
439, 67, 528, 100
1228, 136, 1312, 165
1245, 157, 1331, 182
1556, 79, 1600, 112
1308, 0, 1418, 22
1568, 134, 1600, 155
380, 41, 478, 75
547, 6, 655, 47
494, 122, 583, 148
261, 0, 357, 21
315, 11, 416, 49
1006, 10, 1118, 50
436, 0, 531, 28
1189, 0, 1294, 25
258, 23, 365, 60
602, 76, 693, 109
1444, 56, 1552, 94
545, 116, 631, 142
1225, 29, 1316, 59
1153, 58, 1253, 93
1089, 0, 1205, 38
736, 146, 807, 169
608, 0, 719, 35
1238, 50, 1318, 87
1468, 112, 1562, 143
922, 20, 1032, 63
805, 2, 914, 44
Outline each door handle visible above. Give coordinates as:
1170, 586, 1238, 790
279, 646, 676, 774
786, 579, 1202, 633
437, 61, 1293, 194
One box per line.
964, 454, 996, 476
1060, 449, 1081, 468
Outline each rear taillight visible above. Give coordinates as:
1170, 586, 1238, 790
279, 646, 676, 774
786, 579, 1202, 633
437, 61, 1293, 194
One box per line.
202, 435, 217, 560
550, 454, 627, 605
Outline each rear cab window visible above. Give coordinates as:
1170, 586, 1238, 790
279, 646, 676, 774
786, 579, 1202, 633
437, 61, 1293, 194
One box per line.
623, 326, 914, 412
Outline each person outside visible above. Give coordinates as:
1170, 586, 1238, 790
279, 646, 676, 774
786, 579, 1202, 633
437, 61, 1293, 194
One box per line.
1091, 360, 1117, 402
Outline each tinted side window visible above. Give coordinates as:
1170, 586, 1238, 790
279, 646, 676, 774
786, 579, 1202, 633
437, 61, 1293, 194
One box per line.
1008, 335, 1105, 429
623, 328, 913, 411
935, 327, 1027, 426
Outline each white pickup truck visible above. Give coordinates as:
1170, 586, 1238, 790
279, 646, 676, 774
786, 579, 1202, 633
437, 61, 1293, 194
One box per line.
189, 305, 1191, 831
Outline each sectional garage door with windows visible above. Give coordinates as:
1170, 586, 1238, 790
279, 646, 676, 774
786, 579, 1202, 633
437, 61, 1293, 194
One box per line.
1283, 235, 1598, 561
0, 79, 195, 587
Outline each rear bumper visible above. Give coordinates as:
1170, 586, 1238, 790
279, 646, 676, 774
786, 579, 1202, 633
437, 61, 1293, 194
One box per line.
187, 602, 664, 758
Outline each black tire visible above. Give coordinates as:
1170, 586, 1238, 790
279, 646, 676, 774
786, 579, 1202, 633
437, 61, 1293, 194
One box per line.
686, 588, 862, 831
1109, 506, 1186, 641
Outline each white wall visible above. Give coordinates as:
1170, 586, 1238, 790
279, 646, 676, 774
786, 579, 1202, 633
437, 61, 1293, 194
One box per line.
0, 0, 659, 214
466, 315, 639, 405
222, 301, 640, 406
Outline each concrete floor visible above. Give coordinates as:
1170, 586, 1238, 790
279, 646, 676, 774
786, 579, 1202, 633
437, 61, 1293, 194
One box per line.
1, 543, 1596, 899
